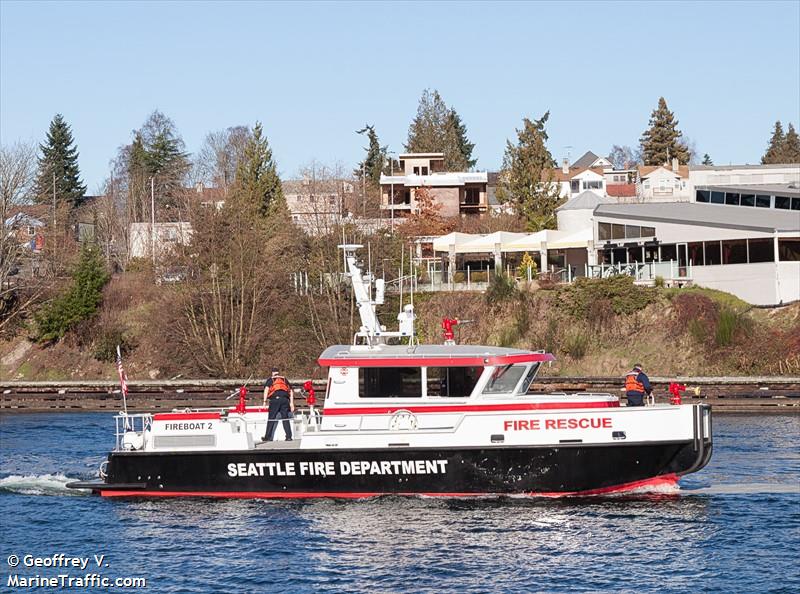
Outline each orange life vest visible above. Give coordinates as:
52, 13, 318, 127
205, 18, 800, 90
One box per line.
268, 376, 291, 398
625, 370, 645, 393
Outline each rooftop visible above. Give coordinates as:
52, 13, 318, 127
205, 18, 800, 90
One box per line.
379, 172, 488, 187
556, 190, 615, 211
594, 202, 800, 233
690, 163, 800, 171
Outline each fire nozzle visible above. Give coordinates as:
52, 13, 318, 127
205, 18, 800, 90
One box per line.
236, 385, 248, 414
303, 380, 316, 406
668, 382, 686, 406
442, 318, 459, 343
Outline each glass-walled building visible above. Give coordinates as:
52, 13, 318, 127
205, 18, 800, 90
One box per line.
694, 184, 800, 211
593, 202, 800, 306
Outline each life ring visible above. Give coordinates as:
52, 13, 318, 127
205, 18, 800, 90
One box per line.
99, 461, 108, 480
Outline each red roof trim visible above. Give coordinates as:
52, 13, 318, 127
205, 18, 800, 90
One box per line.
153, 412, 221, 421
318, 352, 555, 368
324, 401, 619, 415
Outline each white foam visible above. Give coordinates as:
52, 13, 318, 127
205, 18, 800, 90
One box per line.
0, 473, 88, 496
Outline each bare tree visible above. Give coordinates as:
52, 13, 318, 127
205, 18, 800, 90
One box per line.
0, 141, 46, 331
194, 126, 251, 193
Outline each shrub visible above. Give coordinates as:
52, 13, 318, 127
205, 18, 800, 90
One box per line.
715, 306, 751, 347
563, 331, 589, 359
559, 276, 657, 319
92, 323, 136, 362
33, 246, 110, 342
485, 272, 517, 306
654, 275, 665, 288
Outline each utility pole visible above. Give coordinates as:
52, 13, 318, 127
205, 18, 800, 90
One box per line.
362, 162, 366, 217
150, 176, 156, 268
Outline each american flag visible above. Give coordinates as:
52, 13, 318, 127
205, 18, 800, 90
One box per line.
116, 346, 129, 399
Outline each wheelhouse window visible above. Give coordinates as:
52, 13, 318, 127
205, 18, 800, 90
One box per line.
359, 367, 422, 398
482, 365, 527, 395
426, 367, 482, 397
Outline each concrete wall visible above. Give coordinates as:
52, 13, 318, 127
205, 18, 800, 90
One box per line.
777, 262, 800, 304
427, 187, 460, 217
690, 262, 778, 305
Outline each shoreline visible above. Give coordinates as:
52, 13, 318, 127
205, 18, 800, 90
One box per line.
1, 376, 797, 414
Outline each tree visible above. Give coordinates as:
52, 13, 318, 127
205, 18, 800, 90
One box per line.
399, 187, 454, 237
496, 112, 563, 232
761, 121, 785, 164
702, 153, 713, 166
405, 89, 476, 170
354, 125, 387, 186
194, 126, 251, 192
608, 145, 639, 170
235, 121, 285, 218
33, 114, 87, 209
33, 244, 110, 342
782, 123, 800, 163
638, 97, 690, 165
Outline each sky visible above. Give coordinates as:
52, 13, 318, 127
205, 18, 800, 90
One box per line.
1, 0, 799, 192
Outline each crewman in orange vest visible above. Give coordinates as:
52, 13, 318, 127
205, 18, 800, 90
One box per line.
625, 363, 652, 407
263, 367, 295, 441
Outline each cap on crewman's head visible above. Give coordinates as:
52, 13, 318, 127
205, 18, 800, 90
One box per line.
633, 363, 643, 370
271, 367, 279, 374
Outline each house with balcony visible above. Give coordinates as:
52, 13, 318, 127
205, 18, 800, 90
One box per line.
636, 159, 691, 201
379, 153, 488, 217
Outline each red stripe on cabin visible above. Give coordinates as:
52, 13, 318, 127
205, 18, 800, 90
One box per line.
323, 401, 619, 416
152, 412, 222, 421
318, 352, 555, 368
99, 475, 677, 499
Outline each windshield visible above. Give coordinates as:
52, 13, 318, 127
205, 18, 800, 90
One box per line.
482, 365, 527, 394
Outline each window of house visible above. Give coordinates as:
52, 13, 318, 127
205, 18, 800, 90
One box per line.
611, 224, 625, 240
641, 226, 656, 237
710, 191, 725, 204
696, 190, 710, 203
585, 181, 602, 190
464, 188, 480, 205
644, 245, 659, 262
688, 242, 704, 266
722, 239, 747, 264
359, 367, 422, 398
644, 181, 650, 188
404, 190, 411, 204
26, 226, 35, 237
600, 249, 613, 264
792, 197, 800, 211
660, 244, 677, 262
611, 247, 627, 264
570, 180, 580, 193
755, 195, 771, 208
779, 239, 800, 261
421, 166, 429, 176
748, 238, 774, 263
704, 241, 721, 265
426, 367, 482, 397
413, 167, 420, 175
741, 194, 755, 207
725, 192, 740, 206
775, 195, 791, 209
482, 365, 527, 394
628, 246, 644, 263
598, 222, 612, 241
625, 225, 641, 239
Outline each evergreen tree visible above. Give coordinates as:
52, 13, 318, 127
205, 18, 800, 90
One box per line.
34, 114, 86, 208
354, 125, 387, 185
234, 122, 285, 218
496, 112, 563, 232
782, 123, 800, 163
702, 153, 713, 166
638, 97, 690, 165
445, 109, 477, 170
405, 89, 476, 170
34, 244, 110, 342
761, 121, 785, 164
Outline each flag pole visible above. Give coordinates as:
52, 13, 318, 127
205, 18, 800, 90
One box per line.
116, 345, 130, 427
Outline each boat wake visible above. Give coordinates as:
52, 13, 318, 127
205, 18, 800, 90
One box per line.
682, 483, 800, 495
0, 474, 89, 496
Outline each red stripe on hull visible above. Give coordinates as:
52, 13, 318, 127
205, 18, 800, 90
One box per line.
318, 353, 555, 368
99, 474, 678, 499
324, 401, 619, 416
153, 412, 221, 421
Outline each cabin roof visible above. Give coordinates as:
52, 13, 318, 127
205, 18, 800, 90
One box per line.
318, 344, 555, 368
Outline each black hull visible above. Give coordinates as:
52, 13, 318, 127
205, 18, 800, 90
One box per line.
72, 438, 712, 498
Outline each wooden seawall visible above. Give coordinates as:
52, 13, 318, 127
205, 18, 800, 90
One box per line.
1, 376, 798, 414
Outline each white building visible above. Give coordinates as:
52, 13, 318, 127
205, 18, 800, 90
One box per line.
636, 160, 691, 202
592, 201, 800, 306
129, 222, 193, 259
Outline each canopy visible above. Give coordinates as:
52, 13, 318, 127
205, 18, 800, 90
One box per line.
431, 232, 476, 253
545, 228, 593, 249
460, 231, 528, 252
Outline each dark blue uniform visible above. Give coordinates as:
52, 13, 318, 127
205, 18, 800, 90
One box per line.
625, 369, 652, 407
264, 377, 293, 441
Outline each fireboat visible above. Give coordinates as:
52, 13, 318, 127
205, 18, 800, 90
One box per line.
67, 246, 712, 498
